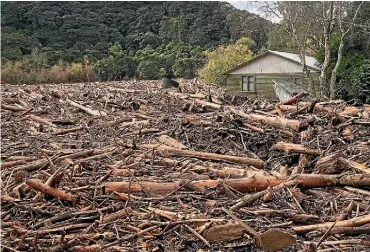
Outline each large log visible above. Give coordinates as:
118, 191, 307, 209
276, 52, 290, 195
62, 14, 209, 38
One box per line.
274, 142, 322, 155
140, 144, 264, 168
230, 108, 303, 132
292, 214, 370, 233
103, 174, 370, 194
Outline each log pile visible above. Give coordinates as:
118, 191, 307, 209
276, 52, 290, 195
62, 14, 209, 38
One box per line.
1, 80, 370, 251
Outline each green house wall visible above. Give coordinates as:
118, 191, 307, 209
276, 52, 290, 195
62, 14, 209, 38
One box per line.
226, 73, 320, 100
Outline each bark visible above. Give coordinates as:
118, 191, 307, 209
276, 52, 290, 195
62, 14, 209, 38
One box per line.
315, 153, 345, 174
330, 35, 345, 100
319, 1, 335, 97
329, 2, 364, 99
203, 223, 245, 242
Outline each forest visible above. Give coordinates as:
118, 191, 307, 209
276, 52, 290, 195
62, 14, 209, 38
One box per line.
1, 1, 370, 102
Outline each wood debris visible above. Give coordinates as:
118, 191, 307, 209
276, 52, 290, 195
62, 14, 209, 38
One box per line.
1, 80, 370, 251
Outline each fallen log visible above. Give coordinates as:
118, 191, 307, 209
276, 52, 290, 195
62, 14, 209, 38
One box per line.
28, 115, 56, 127
37, 223, 91, 235
340, 158, 370, 175
158, 135, 187, 149
103, 174, 370, 195
101, 207, 132, 223
193, 99, 221, 110
51, 126, 85, 135
66, 99, 105, 117
230, 178, 298, 210
106, 119, 149, 128
292, 214, 370, 233
141, 144, 264, 168
183, 116, 219, 127
230, 108, 303, 132
104, 181, 181, 194
26, 179, 74, 202
241, 122, 264, 133
33, 167, 65, 201
1, 104, 26, 112
279, 92, 309, 105
274, 142, 322, 155
1, 160, 28, 169
127, 128, 161, 136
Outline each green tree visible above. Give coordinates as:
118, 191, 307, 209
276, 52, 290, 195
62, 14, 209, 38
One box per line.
173, 58, 201, 79
199, 37, 254, 84
94, 42, 134, 80
137, 60, 165, 79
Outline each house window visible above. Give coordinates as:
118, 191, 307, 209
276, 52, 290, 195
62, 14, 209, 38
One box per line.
242, 76, 255, 91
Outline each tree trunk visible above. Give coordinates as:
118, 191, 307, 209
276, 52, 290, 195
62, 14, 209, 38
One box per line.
320, 1, 335, 97
320, 33, 331, 97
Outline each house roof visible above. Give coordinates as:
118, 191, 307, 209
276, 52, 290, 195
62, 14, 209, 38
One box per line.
224, 50, 321, 74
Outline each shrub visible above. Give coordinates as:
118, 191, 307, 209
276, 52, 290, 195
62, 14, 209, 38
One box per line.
47, 65, 68, 83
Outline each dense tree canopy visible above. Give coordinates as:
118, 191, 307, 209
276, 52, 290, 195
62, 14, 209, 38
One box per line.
1, 1, 270, 81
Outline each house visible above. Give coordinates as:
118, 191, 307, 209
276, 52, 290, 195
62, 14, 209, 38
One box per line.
225, 50, 321, 100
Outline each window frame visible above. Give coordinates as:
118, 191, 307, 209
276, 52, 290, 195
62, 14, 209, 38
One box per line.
241, 75, 256, 92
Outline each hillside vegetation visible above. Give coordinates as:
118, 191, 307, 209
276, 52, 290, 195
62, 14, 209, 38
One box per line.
1, 1, 270, 82
1, 1, 369, 103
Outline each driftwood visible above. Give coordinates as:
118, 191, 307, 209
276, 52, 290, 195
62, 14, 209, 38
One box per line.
293, 214, 370, 233
26, 179, 74, 202
230, 108, 303, 131
158, 135, 187, 149
103, 174, 370, 194
141, 144, 264, 168
2, 80, 370, 251
274, 142, 322, 155
66, 99, 105, 117
279, 92, 309, 105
